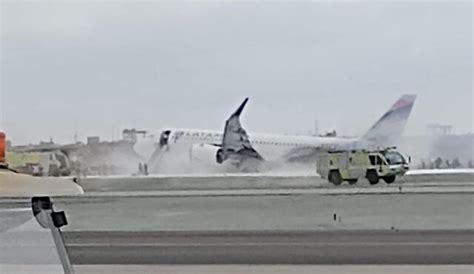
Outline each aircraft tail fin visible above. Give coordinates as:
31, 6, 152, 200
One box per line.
361, 94, 417, 146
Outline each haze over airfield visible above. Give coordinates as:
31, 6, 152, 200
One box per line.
1, 0, 472, 144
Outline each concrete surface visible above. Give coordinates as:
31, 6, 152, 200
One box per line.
2, 265, 473, 274
54, 192, 474, 231
76, 170, 474, 192
64, 230, 474, 264
73, 265, 474, 274
2, 189, 473, 231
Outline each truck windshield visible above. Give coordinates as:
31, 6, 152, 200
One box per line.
383, 151, 405, 165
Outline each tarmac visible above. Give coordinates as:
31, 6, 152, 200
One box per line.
55, 191, 473, 231
64, 230, 474, 264
1, 186, 473, 231
1, 175, 473, 272
76, 170, 474, 192
4, 265, 474, 274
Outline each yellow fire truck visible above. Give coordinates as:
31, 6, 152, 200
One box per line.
316, 148, 410, 185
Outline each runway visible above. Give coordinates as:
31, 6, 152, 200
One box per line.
2, 191, 473, 231
1, 177, 473, 269
72, 265, 474, 274
77, 170, 474, 192
64, 230, 474, 264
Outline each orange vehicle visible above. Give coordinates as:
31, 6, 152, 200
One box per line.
0, 131, 6, 164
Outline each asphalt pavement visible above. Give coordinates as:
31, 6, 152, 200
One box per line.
64, 229, 474, 264
73, 265, 474, 274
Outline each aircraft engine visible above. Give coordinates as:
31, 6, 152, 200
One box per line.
189, 143, 222, 164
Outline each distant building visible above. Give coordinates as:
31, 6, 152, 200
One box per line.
122, 129, 147, 144
427, 124, 453, 136
87, 136, 100, 145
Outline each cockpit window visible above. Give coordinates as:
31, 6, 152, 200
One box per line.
383, 151, 406, 165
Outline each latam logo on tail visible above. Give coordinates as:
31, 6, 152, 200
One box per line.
362, 95, 417, 147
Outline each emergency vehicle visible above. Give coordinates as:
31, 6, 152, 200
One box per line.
316, 148, 410, 185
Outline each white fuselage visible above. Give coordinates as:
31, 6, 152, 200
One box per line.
144, 95, 416, 173
160, 128, 357, 162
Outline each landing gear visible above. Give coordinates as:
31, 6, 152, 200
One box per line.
383, 175, 396, 184
347, 179, 358, 185
328, 170, 342, 185
366, 170, 379, 185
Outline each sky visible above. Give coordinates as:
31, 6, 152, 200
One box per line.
1, 0, 472, 145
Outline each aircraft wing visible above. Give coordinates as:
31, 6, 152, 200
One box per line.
220, 98, 263, 163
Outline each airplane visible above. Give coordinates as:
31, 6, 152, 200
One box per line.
147, 95, 417, 172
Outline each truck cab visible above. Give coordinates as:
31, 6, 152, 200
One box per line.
316, 148, 409, 185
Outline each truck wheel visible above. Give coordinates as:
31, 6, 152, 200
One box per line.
328, 170, 342, 186
347, 179, 358, 185
366, 170, 379, 185
383, 175, 396, 184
